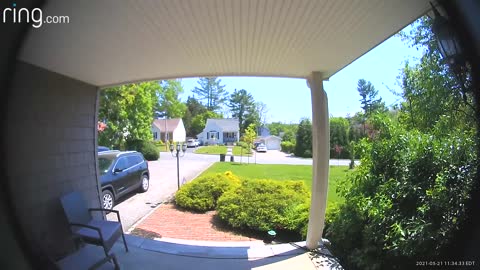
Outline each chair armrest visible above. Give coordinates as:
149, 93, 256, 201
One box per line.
69, 223, 104, 242
89, 208, 122, 223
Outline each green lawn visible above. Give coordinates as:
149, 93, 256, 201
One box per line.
194, 146, 252, 156
157, 146, 170, 152
198, 162, 350, 206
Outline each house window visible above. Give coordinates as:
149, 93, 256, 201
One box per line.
153, 132, 158, 140
225, 132, 235, 138
208, 131, 218, 139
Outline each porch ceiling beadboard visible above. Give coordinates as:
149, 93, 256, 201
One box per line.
19, 0, 429, 87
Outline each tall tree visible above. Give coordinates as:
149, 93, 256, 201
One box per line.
98, 81, 161, 149
398, 17, 475, 132
255, 101, 269, 127
183, 96, 207, 136
228, 89, 256, 133
330, 117, 350, 158
192, 77, 228, 112
357, 79, 386, 116
190, 110, 222, 137
155, 80, 187, 118
294, 118, 312, 158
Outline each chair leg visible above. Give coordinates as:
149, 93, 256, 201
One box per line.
103, 245, 109, 258
121, 231, 129, 252
111, 254, 120, 270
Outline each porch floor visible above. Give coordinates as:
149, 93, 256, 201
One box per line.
109, 235, 342, 269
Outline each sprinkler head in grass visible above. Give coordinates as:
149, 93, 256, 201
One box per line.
267, 230, 277, 243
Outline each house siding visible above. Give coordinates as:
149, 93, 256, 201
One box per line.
173, 120, 186, 142
5, 62, 101, 258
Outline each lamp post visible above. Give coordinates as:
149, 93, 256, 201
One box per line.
170, 142, 187, 190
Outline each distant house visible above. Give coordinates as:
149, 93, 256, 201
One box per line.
197, 118, 240, 145
152, 118, 186, 142
256, 135, 282, 150
258, 126, 270, 137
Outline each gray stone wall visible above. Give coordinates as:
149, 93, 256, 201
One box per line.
5, 61, 101, 258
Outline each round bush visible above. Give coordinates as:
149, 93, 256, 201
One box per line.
175, 172, 240, 212
280, 141, 295, 153
125, 140, 159, 160
217, 179, 310, 232
141, 142, 160, 161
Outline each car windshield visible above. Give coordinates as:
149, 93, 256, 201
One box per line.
187, 139, 194, 142
98, 156, 115, 175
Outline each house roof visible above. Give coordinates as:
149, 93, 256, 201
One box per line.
18, 1, 430, 87
152, 118, 181, 132
206, 119, 239, 132
257, 135, 282, 141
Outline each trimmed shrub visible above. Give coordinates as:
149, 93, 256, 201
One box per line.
126, 139, 159, 160
280, 141, 295, 153
141, 142, 160, 160
217, 179, 310, 233
175, 172, 240, 212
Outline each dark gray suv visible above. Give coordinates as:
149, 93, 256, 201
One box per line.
98, 151, 150, 209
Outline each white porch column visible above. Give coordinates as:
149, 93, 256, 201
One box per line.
306, 72, 330, 249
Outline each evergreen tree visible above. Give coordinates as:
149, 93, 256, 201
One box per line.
228, 89, 255, 133
294, 118, 312, 158
192, 77, 228, 112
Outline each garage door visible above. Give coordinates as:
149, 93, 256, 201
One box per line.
266, 139, 280, 150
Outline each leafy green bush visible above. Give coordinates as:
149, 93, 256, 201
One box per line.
280, 141, 295, 153
325, 116, 477, 270
175, 172, 240, 212
237, 141, 249, 149
126, 139, 159, 160
141, 142, 160, 160
217, 179, 310, 233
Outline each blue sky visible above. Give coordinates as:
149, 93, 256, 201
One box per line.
180, 26, 423, 123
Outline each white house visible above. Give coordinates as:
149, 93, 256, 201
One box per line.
197, 118, 240, 145
256, 135, 282, 150
152, 118, 186, 143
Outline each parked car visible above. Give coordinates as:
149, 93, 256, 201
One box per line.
98, 151, 150, 209
98, 146, 110, 152
256, 143, 267, 152
186, 138, 198, 148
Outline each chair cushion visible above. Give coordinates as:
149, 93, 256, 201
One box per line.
57, 245, 116, 270
75, 220, 122, 242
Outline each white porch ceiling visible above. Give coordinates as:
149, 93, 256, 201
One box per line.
19, 0, 430, 87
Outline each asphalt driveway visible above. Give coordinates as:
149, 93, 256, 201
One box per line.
107, 148, 217, 230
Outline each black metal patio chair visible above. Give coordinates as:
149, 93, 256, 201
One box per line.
60, 191, 129, 257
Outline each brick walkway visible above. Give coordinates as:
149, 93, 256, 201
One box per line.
134, 203, 262, 241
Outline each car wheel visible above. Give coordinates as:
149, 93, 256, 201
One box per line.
139, 174, 149, 193
102, 190, 114, 210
